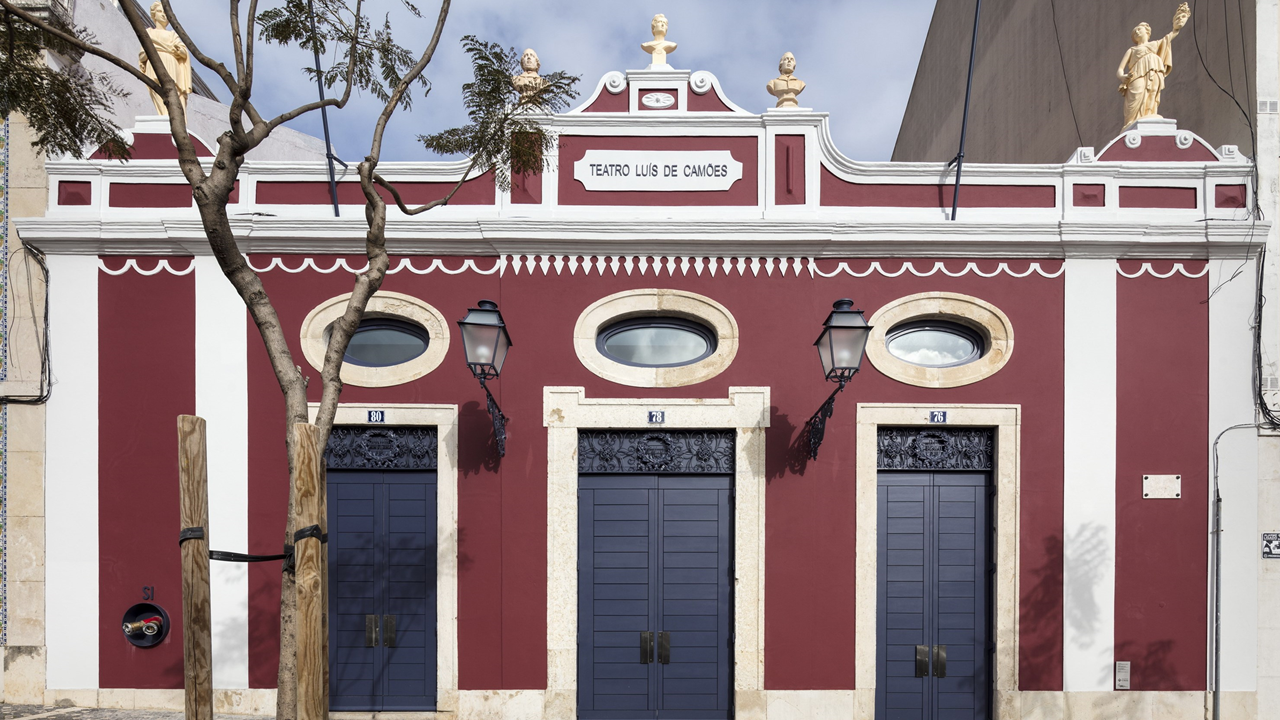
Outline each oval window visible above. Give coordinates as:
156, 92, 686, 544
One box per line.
885, 320, 984, 368
598, 317, 717, 368
338, 318, 430, 367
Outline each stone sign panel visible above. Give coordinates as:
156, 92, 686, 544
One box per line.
572, 150, 743, 192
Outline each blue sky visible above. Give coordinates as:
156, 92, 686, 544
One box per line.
172, 1, 936, 162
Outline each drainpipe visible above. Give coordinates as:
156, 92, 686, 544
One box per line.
1209, 422, 1256, 720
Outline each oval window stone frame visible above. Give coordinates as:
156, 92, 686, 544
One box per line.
301, 291, 450, 388
866, 291, 1014, 388
574, 289, 739, 388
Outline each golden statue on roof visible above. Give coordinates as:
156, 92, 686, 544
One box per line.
1116, 2, 1190, 128
137, 1, 193, 115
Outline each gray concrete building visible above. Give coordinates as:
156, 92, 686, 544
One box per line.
892, 0, 1256, 163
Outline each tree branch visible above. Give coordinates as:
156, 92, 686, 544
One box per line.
244, 0, 260, 97
159, 0, 239, 97
0, 0, 160, 92
366, 0, 450, 165
252, 0, 364, 142
229, 0, 246, 84
371, 157, 478, 216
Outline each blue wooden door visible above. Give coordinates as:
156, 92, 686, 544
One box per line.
876, 472, 991, 720
328, 469, 437, 711
578, 475, 733, 720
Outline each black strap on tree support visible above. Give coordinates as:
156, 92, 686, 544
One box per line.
179, 525, 326, 573
294, 524, 327, 544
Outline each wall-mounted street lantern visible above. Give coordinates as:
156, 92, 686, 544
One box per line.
805, 299, 872, 459
458, 300, 512, 457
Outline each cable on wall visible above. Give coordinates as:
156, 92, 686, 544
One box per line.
1047, 0, 1083, 148
0, 240, 51, 404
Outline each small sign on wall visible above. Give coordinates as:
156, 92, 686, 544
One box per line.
648, 411, 665, 424
573, 150, 743, 192
1264, 533, 1280, 559
1142, 474, 1181, 499
368, 410, 386, 423
929, 411, 947, 424
1115, 661, 1131, 690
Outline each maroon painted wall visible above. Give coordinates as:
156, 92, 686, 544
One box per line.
98, 257, 196, 688
89, 254, 1213, 693
1115, 261, 1209, 690
235, 256, 1069, 691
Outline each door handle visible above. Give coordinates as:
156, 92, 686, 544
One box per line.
915, 645, 929, 677
933, 644, 947, 678
383, 615, 397, 648
365, 615, 379, 647
657, 631, 670, 664
641, 631, 654, 663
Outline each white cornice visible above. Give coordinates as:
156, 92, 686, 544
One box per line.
13, 215, 1265, 260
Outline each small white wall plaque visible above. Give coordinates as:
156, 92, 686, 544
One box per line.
1115, 661, 1131, 690
573, 150, 743, 192
1142, 474, 1181, 499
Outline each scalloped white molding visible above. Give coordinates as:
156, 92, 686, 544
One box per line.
93, 256, 1214, 280
97, 258, 194, 275
1116, 262, 1209, 278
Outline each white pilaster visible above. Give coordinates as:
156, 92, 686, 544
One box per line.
1061, 258, 1117, 691
1209, 257, 1259, 692
45, 255, 99, 688
195, 257, 249, 689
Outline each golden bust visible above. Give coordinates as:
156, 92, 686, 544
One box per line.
511, 48, 547, 101
766, 52, 805, 109
641, 14, 677, 68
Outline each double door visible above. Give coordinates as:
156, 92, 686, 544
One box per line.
328, 469, 438, 711
876, 472, 992, 720
578, 475, 733, 720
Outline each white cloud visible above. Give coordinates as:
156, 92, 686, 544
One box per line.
170, 0, 935, 161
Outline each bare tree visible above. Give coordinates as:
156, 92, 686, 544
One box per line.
1, 1, 577, 716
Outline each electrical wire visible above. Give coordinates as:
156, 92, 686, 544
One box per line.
1047, 0, 1083, 148
1189, 0, 1277, 429
0, 240, 51, 404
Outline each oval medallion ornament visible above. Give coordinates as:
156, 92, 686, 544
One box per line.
641, 92, 676, 109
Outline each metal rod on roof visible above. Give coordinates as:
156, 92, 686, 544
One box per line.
949, 0, 982, 221
307, 0, 341, 218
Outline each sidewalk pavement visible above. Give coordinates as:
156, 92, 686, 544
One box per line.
1, 705, 269, 720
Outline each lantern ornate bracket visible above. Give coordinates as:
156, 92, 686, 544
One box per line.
478, 376, 508, 457
804, 379, 848, 460
805, 298, 872, 460
458, 299, 513, 457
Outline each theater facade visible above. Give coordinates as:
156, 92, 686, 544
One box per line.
11, 60, 1270, 720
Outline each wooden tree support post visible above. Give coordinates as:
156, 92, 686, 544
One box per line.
293, 423, 326, 720
177, 415, 213, 720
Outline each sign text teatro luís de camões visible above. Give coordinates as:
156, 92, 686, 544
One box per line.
573, 150, 743, 192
